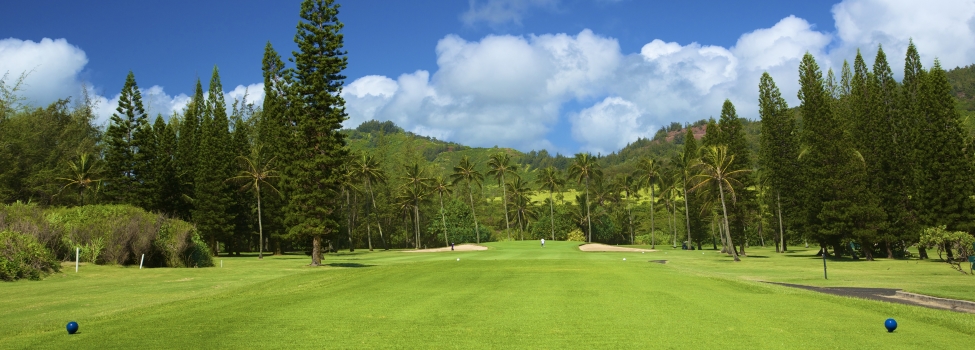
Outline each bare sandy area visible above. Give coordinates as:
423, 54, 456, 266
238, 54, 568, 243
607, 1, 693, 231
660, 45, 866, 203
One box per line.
402, 244, 488, 253
578, 243, 656, 252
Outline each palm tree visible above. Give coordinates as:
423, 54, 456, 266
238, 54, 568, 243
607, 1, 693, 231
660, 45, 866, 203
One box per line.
637, 157, 661, 248
672, 150, 697, 251
431, 176, 453, 246
506, 177, 535, 240
402, 163, 430, 249
487, 152, 519, 240
689, 145, 750, 262
451, 156, 485, 243
659, 169, 680, 248
613, 174, 638, 244
57, 152, 104, 205
568, 153, 602, 242
339, 162, 361, 252
226, 145, 280, 259
534, 166, 564, 241
352, 154, 387, 251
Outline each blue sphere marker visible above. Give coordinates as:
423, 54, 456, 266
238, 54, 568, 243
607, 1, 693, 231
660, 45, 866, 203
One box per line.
66, 321, 79, 334
884, 318, 897, 333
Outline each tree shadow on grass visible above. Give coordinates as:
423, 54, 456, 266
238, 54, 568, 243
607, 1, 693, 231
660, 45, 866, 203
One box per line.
325, 263, 374, 268
744, 255, 770, 258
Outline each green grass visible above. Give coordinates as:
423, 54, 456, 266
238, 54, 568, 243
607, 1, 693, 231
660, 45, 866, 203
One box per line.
2, 241, 973, 349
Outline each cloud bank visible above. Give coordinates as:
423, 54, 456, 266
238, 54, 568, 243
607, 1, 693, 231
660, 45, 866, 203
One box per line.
6, 0, 975, 153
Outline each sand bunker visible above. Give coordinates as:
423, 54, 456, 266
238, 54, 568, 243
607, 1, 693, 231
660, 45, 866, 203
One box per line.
402, 244, 488, 253
578, 243, 656, 252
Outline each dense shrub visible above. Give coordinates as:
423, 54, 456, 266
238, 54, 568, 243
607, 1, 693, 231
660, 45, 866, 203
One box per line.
0, 230, 60, 281
0, 203, 213, 272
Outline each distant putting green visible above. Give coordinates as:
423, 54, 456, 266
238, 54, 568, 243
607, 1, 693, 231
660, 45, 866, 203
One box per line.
2, 241, 973, 349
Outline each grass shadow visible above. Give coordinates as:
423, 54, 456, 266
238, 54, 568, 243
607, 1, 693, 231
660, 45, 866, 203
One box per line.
325, 263, 374, 268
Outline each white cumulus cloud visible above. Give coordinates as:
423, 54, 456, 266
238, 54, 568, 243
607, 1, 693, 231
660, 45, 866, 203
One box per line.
571, 97, 652, 154
12, 0, 975, 154
0, 38, 88, 107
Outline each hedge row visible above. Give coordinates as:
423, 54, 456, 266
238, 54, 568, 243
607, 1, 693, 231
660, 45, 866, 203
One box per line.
0, 203, 213, 280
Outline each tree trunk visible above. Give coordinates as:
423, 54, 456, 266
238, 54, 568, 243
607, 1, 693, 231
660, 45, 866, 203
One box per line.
683, 178, 692, 250
862, 239, 874, 261
650, 187, 656, 249
346, 190, 354, 252
311, 235, 322, 266
468, 184, 480, 244
626, 191, 634, 245
367, 182, 387, 251
549, 190, 556, 241
885, 240, 894, 259
670, 202, 677, 248
501, 173, 511, 240
257, 187, 264, 259
585, 177, 592, 243
718, 180, 740, 261
711, 218, 717, 250
414, 202, 420, 249
918, 246, 928, 259
440, 193, 448, 246
777, 192, 786, 253
758, 219, 764, 247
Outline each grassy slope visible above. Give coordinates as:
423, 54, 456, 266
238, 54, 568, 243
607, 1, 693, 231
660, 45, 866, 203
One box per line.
2, 241, 973, 349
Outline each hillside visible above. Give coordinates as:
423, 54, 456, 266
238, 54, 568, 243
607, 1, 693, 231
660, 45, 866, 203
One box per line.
346, 64, 975, 179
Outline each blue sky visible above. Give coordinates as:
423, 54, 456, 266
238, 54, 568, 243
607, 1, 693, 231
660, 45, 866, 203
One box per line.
3, 0, 975, 154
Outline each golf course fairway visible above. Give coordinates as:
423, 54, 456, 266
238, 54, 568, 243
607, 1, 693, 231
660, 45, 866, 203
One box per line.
2, 241, 973, 349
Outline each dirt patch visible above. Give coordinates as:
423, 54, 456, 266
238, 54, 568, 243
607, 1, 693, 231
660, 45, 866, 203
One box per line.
578, 243, 656, 252
766, 282, 975, 314
402, 244, 488, 253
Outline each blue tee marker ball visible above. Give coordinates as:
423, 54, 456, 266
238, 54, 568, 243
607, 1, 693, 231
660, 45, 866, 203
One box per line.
66, 321, 79, 334
884, 318, 897, 333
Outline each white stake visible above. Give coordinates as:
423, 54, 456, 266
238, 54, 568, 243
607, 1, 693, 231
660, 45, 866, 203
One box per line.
139, 254, 145, 269
75, 247, 79, 273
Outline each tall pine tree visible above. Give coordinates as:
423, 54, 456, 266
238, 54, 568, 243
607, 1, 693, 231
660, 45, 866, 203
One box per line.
194, 67, 236, 256
916, 61, 975, 241
257, 42, 292, 255
104, 71, 149, 204
287, 0, 351, 266
758, 72, 799, 253
175, 79, 205, 220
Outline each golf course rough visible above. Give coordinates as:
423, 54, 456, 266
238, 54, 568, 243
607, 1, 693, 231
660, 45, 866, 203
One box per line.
1, 241, 973, 349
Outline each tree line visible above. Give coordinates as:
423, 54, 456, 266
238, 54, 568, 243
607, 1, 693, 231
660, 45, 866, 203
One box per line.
2, 1, 973, 265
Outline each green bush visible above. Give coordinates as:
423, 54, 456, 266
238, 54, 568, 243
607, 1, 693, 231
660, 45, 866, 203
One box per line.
0, 203, 213, 270
0, 230, 60, 281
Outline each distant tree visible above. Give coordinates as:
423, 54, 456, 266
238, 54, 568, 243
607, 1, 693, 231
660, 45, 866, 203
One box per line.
401, 163, 430, 248
758, 72, 799, 253
487, 152, 519, 240
194, 67, 236, 256
568, 153, 602, 242
690, 145, 750, 261
916, 60, 975, 244
506, 177, 536, 240
103, 71, 148, 204
637, 156, 661, 249
431, 176, 452, 245
148, 115, 181, 216
351, 153, 387, 250
534, 166, 564, 241
451, 156, 485, 243
257, 42, 292, 255
227, 145, 281, 259
56, 152, 103, 205
286, 0, 350, 265
174, 80, 205, 220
